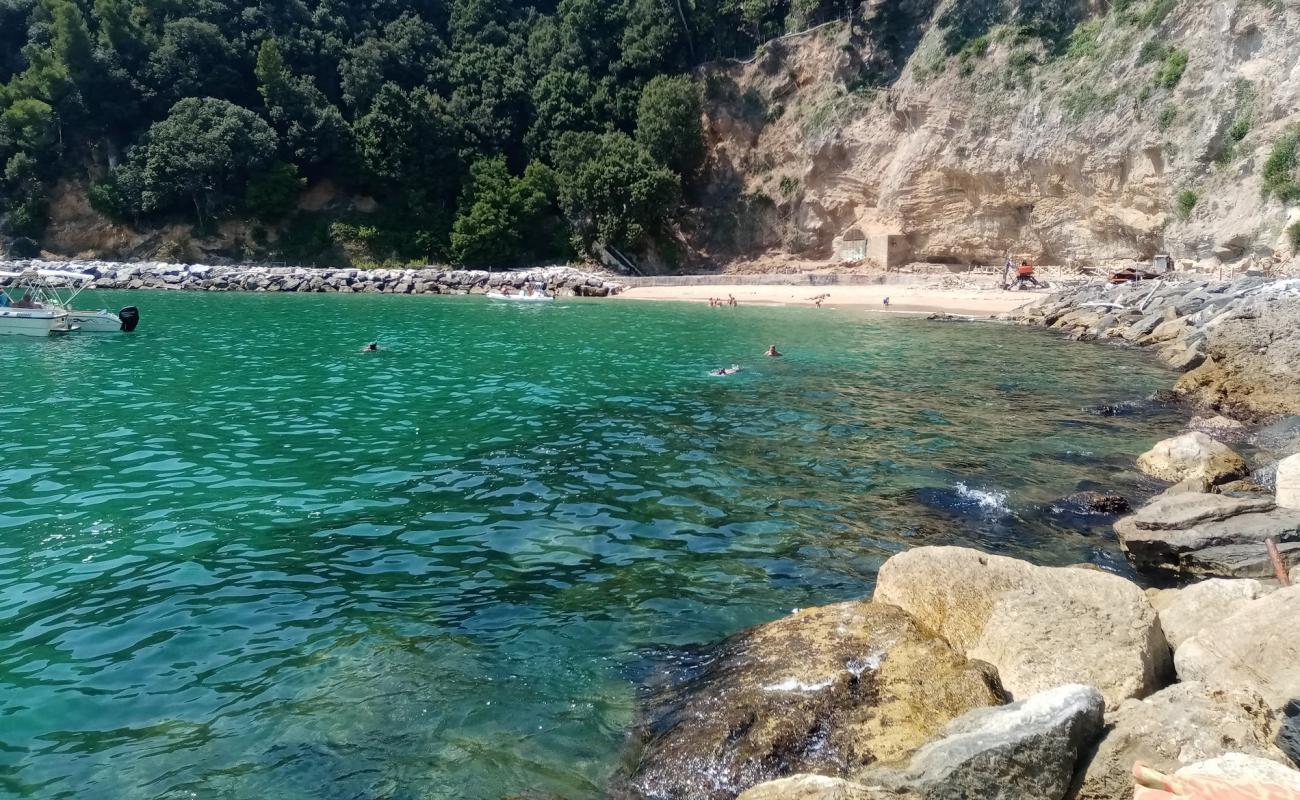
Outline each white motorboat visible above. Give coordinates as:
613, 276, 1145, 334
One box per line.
0, 271, 75, 336
3, 269, 140, 333
486, 287, 554, 303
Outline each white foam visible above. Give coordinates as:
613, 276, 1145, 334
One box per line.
762, 677, 834, 693
955, 482, 1009, 512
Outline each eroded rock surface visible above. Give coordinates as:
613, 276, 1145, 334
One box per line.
1075, 682, 1287, 800
1136, 432, 1249, 486
866, 684, 1105, 800
623, 602, 1004, 800
1147, 579, 1270, 649
872, 547, 1170, 710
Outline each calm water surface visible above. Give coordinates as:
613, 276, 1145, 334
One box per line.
0, 293, 1181, 799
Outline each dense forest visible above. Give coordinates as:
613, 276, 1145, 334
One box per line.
0, 0, 856, 265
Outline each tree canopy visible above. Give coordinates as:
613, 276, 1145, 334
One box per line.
0, 0, 850, 265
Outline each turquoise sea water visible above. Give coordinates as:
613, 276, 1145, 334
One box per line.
0, 293, 1181, 800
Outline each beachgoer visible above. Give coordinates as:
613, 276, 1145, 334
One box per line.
711, 365, 741, 376
1002, 256, 1014, 289
765, 345, 782, 357
1016, 261, 1043, 288
728, 294, 737, 307
883, 296, 891, 307
362, 342, 379, 352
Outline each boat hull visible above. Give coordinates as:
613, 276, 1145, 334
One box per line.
69, 311, 124, 332
0, 308, 72, 336
486, 293, 554, 303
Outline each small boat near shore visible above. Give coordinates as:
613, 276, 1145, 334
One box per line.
487, 287, 554, 303
0, 269, 139, 335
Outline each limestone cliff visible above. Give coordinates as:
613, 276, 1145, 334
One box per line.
694, 0, 1300, 273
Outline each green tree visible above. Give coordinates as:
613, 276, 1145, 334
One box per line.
553, 129, 680, 253
527, 69, 602, 157
338, 13, 446, 112
129, 97, 279, 224
256, 38, 351, 168
450, 156, 566, 265
243, 160, 305, 219
635, 74, 705, 179
2, 151, 49, 237
0, 98, 58, 162
145, 19, 246, 110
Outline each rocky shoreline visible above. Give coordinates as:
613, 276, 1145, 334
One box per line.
0, 259, 627, 298
615, 277, 1300, 799
1006, 276, 1300, 421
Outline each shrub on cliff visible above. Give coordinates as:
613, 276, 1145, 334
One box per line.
1263, 130, 1300, 203
636, 75, 706, 182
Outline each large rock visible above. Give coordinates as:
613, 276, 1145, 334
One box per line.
1136, 432, 1249, 485
737, 776, 902, 800
624, 602, 1005, 800
1147, 579, 1270, 649
1175, 586, 1300, 711
1279, 454, 1300, 510
1128, 493, 1275, 531
1172, 753, 1300, 791
1075, 682, 1287, 800
872, 547, 1170, 710
866, 684, 1105, 800
1114, 504, 1300, 579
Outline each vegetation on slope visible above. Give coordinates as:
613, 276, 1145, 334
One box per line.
0, 0, 853, 265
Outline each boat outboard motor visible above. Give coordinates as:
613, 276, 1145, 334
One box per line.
119, 306, 140, 332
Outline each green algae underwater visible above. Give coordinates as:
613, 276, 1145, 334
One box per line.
0, 292, 1182, 799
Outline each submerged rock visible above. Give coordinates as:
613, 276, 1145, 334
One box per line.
1136, 432, 1249, 485
1175, 586, 1300, 712
866, 684, 1105, 800
1052, 491, 1132, 516
622, 602, 1004, 800
1075, 682, 1287, 800
872, 547, 1170, 710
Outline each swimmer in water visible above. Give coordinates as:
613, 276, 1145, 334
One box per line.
362, 342, 379, 352
765, 345, 782, 357
711, 365, 741, 376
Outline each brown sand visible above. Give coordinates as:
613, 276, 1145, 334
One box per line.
614, 284, 1039, 316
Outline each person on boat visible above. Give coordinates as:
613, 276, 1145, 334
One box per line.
362, 342, 380, 352
765, 345, 782, 357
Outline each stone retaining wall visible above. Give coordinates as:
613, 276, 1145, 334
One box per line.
0, 260, 626, 298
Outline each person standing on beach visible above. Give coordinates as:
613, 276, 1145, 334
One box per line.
728, 294, 737, 307
883, 296, 891, 307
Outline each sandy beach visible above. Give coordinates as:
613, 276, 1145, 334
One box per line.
614, 283, 1039, 316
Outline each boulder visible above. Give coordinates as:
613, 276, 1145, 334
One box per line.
1147, 579, 1269, 648
737, 776, 902, 800
1075, 682, 1286, 800
1054, 491, 1132, 515
623, 602, 1005, 800
1280, 701, 1300, 768
1128, 493, 1275, 531
872, 547, 1170, 710
1173, 753, 1300, 791
1114, 505, 1300, 578
1188, 415, 1248, 439
1136, 432, 1249, 485
1175, 586, 1300, 711
1279, 454, 1300, 510
866, 684, 1104, 800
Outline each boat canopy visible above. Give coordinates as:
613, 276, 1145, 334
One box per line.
36, 269, 95, 282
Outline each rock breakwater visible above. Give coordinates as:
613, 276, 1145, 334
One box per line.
0, 259, 625, 298
1007, 277, 1300, 421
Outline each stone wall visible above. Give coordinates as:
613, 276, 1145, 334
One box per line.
0, 260, 625, 298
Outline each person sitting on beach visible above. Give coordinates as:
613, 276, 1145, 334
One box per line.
765, 345, 782, 357
362, 342, 380, 352
1016, 261, 1043, 288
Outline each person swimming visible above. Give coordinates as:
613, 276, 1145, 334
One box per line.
765, 345, 782, 357
362, 342, 380, 352
711, 365, 741, 376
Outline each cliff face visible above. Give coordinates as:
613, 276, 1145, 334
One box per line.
695, 0, 1300, 273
